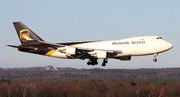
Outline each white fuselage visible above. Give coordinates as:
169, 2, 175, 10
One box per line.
50, 36, 173, 59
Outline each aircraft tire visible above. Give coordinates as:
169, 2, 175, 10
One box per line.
102, 63, 106, 66
153, 58, 157, 62
87, 61, 91, 65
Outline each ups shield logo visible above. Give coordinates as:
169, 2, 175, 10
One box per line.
20, 29, 30, 42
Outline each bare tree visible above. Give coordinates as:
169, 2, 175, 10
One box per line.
29, 82, 36, 97
3, 83, 12, 97
135, 88, 140, 97
21, 83, 28, 97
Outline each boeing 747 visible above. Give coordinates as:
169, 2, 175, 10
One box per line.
7, 22, 173, 66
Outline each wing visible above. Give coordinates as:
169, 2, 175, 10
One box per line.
24, 36, 122, 59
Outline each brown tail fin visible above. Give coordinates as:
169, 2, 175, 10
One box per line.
13, 22, 44, 45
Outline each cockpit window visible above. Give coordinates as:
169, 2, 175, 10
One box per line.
157, 37, 162, 39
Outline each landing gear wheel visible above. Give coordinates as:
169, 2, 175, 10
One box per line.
153, 58, 157, 62
102, 63, 106, 66
87, 58, 98, 66
87, 61, 91, 65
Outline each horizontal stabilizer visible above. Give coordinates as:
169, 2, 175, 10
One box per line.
6, 45, 19, 48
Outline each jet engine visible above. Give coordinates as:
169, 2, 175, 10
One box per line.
58, 46, 77, 55
119, 56, 131, 61
92, 51, 108, 59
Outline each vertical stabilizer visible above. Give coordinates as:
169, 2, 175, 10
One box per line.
13, 22, 44, 45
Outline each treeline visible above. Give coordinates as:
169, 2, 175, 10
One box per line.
0, 79, 180, 97
1, 67, 180, 97
1, 67, 180, 81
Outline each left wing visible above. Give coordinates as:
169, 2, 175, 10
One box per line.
24, 36, 120, 59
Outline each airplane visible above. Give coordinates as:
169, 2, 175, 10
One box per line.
7, 22, 173, 66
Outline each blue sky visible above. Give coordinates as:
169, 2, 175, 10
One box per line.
1, 1, 179, 69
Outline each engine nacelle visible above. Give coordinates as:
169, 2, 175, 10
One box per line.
119, 56, 131, 61
93, 51, 108, 59
59, 46, 77, 55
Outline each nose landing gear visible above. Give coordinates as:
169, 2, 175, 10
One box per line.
153, 53, 158, 62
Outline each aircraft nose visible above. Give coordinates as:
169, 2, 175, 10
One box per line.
168, 42, 173, 49
162, 41, 173, 51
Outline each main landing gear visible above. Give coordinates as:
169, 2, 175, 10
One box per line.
87, 58, 108, 66
153, 53, 158, 62
87, 58, 98, 66
102, 58, 108, 66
